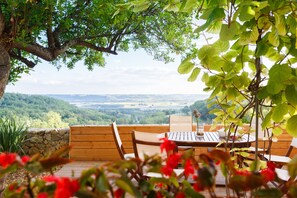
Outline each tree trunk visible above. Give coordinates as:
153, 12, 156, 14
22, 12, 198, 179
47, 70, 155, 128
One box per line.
0, 45, 10, 98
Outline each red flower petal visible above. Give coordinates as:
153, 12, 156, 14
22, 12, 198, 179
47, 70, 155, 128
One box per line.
176, 192, 186, 198
37, 192, 48, 198
184, 159, 195, 177
114, 188, 124, 198
160, 138, 176, 153
161, 165, 173, 176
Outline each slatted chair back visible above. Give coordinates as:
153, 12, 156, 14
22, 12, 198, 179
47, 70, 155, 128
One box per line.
169, 115, 192, 132
132, 131, 168, 159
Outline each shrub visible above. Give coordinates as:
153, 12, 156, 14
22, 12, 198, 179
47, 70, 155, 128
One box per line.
0, 117, 28, 154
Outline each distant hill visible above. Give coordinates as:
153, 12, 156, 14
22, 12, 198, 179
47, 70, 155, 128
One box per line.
47, 94, 209, 110
0, 93, 114, 125
0, 93, 213, 126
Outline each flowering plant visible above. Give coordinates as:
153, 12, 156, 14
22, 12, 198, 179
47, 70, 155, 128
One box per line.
1, 140, 297, 198
193, 109, 202, 135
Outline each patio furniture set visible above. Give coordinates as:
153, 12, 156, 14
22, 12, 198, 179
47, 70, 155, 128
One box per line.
111, 115, 297, 188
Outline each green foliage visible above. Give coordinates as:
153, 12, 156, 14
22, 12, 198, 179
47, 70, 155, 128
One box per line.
137, 0, 297, 138
0, 93, 114, 127
0, 117, 28, 154
3, 0, 196, 84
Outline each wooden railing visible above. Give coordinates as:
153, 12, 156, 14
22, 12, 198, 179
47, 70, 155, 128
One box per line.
70, 125, 296, 161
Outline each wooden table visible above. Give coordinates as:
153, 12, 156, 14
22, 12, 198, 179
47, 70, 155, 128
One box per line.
166, 131, 255, 148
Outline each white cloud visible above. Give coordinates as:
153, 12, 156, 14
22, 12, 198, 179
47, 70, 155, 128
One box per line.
6, 50, 205, 94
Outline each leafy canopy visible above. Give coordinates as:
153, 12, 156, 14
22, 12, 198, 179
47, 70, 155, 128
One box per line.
141, 0, 297, 137
2, 0, 195, 83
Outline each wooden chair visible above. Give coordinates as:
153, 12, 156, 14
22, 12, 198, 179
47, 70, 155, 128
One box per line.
263, 138, 297, 165
169, 115, 194, 151
111, 121, 138, 180
169, 115, 193, 132
111, 121, 135, 160
131, 130, 184, 179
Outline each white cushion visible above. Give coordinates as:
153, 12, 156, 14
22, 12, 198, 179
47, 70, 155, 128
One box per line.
124, 153, 135, 160
263, 155, 291, 164
275, 168, 290, 181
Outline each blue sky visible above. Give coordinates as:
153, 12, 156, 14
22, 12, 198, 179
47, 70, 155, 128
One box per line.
6, 49, 205, 95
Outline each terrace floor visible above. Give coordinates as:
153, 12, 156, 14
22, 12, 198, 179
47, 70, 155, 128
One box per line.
55, 161, 233, 198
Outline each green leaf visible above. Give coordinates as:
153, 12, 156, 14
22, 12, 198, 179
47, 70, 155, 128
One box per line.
187, 67, 201, 82
285, 85, 297, 106
288, 156, 297, 178
209, 84, 223, 99
116, 179, 135, 196
184, 187, 205, 198
256, 40, 269, 57
272, 103, 288, 122
258, 15, 272, 31
201, 72, 209, 83
213, 39, 230, 52
180, 0, 198, 13
270, 93, 283, 105
262, 111, 272, 128
96, 174, 108, 193
253, 188, 283, 198
195, 7, 225, 33
268, 26, 280, 47
131, 1, 151, 12
287, 14, 297, 34
286, 115, 297, 137
164, 1, 180, 12
178, 58, 194, 74
226, 87, 238, 99
197, 46, 211, 60
220, 22, 238, 41
239, 5, 255, 21
257, 86, 270, 100
275, 13, 286, 36
238, 26, 259, 45
272, 127, 283, 136
267, 64, 291, 94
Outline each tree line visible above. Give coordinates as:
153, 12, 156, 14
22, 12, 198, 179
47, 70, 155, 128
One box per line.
0, 93, 215, 128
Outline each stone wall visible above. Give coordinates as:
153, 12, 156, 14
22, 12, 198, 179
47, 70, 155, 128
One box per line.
22, 128, 69, 156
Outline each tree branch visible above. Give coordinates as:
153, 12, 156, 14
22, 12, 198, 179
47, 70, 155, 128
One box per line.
77, 40, 117, 55
12, 38, 118, 62
9, 52, 36, 68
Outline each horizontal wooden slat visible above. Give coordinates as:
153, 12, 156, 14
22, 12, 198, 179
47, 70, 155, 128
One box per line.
71, 135, 114, 142
71, 142, 117, 149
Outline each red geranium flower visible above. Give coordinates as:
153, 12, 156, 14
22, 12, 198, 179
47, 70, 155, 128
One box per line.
184, 159, 195, 177
193, 181, 204, 192
166, 153, 181, 169
0, 153, 17, 168
261, 168, 276, 182
267, 161, 276, 171
160, 138, 176, 153
161, 165, 173, 176
37, 192, 48, 198
43, 176, 80, 198
235, 169, 251, 176
175, 192, 186, 198
156, 192, 163, 198
21, 156, 30, 164
114, 188, 124, 198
